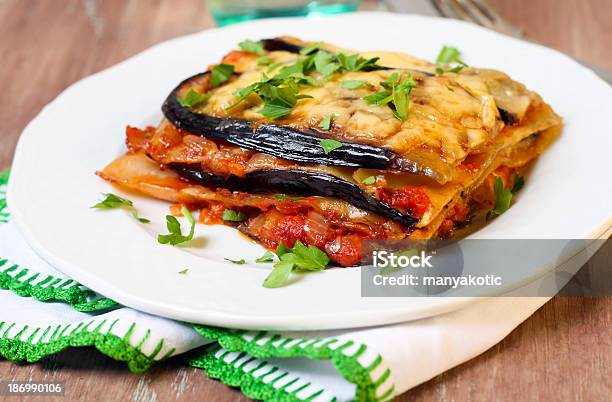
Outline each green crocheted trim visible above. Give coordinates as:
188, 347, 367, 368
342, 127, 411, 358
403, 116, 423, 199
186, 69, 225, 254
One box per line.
0, 169, 8, 223
0, 259, 118, 312
192, 345, 309, 402
193, 326, 394, 402
0, 319, 172, 373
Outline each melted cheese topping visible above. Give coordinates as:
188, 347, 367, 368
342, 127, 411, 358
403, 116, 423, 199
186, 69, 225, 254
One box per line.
193, 41, 558, 182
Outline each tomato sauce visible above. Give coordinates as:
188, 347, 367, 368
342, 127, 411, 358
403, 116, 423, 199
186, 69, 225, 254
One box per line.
377, 186, 431, 217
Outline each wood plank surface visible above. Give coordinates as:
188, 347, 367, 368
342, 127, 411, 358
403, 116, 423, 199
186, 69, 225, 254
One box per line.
0, 1, 610, 401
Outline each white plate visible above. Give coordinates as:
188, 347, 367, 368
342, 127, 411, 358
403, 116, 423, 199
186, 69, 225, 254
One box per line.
8, 12, 612, 330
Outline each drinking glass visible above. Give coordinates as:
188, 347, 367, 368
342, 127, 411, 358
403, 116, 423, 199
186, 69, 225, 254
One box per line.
209, 0, 363, 26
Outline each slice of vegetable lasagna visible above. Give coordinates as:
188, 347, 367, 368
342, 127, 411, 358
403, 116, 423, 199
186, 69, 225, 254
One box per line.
99, 37, 562, 268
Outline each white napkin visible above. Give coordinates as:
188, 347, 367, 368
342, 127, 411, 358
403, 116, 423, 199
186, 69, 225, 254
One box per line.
0, 176, 549, 401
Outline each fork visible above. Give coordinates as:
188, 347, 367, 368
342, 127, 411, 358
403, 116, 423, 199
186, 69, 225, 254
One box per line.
429, 0, 612, 84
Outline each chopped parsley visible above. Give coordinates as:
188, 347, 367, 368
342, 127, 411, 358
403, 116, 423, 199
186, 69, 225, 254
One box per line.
342, 80, 373, 90
336, 52, 380, 72
299, 41, 323, 55
256, 251, 275, 263
222, 209, 247, 222
210, 63, 234, 88
259, 102, 294, 120
314, 51, 341, 78
435, 46, 468, 75
157, 207, 196, 245
227, 40, 383, 119
225, 258, 246, 265
92, 193, 150, 223
263, 260, 294, 288
239, 39, 265, 55
319, 114, 333, 131
486, 177, 512, 220
275, 241, 289, 257
320, 138, 342, 154
263, 240, 330, 288
436, 46, 461, 64
363, 90, 392, 104
363, 73, 417, 121
362, 176, 376, 185
178, 88, 210, 108
178, 269, 189, 275
256, 56, 273, 66
226, 76, 312, 120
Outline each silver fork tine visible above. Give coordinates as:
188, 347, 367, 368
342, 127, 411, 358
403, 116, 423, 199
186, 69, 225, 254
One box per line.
445, 0, 477, 23
458, 0, 498, 30
466, 0, 522, 37
431, 0, 456, 19
468, 0, 508, 24
431, 0, 523, 38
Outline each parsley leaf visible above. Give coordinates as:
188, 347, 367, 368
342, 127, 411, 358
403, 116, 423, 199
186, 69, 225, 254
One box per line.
260, 103, 294, 120
319, 114, 333, 131
364, 74, 417, 121
263, 260, 295, 288
222, 209, 247, 222
299, 41, 323, 55
225, 258, 246, 265
320, 139, 342, 154
314, 51, 340, 78
342, 80, 373, 90
210, 63, 234, 88
262, 240, 330, 288
92, 193, 133, 209
92, 193, 150, 223
362, 176, 376, 185
256, 56, 273, 66
435, 46, 468, 75
486, 177, 513, 220
364, 91, 392, 105
337, 53, 380, 72
256, 251, 275, 263
287, 240, 329, 270
239, 39, 265, 55
391, 74, 417, 121
157, 207, 196, 245
511, 172, 525, 193
276, 241, 289, 257
178, 269, 189, 275
178, 88, 210, 108
436, 46, 461, 64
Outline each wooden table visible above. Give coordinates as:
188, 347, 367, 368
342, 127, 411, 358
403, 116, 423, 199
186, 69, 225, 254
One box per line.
1, 1, 610, 400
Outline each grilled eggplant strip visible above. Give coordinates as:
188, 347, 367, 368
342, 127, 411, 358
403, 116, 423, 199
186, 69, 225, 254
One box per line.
260, 38, 305, 54
162, 72, 398, 169
171, 163, 420, 228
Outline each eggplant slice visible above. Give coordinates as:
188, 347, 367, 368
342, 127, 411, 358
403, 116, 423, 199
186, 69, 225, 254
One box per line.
163, 73, 398, 169
171, 163, 420, 228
